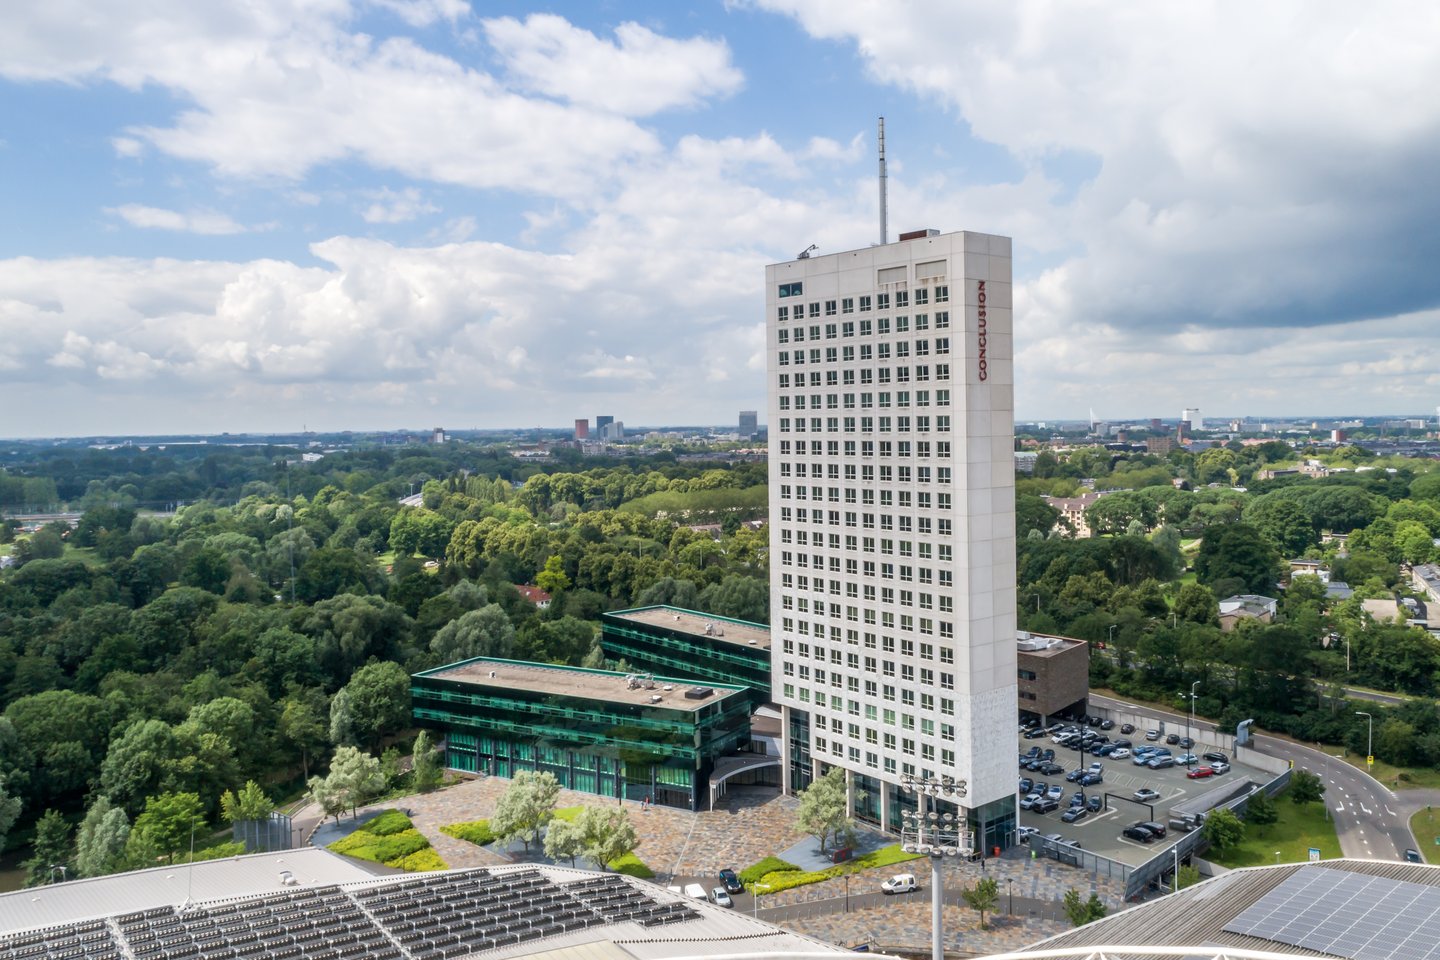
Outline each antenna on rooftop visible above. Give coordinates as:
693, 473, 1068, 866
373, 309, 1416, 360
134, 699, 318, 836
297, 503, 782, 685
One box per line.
878, 116, 888, 245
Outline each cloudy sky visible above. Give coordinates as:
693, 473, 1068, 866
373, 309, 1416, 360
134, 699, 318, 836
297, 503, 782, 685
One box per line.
3, 1, 1439, 437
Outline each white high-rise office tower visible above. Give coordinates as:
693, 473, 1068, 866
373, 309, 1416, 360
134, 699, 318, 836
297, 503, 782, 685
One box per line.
766, 229, 1018, 851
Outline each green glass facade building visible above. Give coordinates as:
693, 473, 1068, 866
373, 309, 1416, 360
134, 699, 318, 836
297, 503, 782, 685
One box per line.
411, 657, 751, 810
599, 606, 771, 704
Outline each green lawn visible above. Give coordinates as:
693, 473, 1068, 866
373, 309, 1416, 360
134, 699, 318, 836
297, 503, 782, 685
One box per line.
1410, 809, 1440, 863
1207, 797, 1342, 868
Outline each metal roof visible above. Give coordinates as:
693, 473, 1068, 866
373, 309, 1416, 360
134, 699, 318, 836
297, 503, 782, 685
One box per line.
1022, 861, 1440, 960
0, 847, 374, 934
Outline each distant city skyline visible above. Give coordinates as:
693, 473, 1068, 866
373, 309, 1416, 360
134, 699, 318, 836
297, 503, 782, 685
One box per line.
2, 2, 1439, 435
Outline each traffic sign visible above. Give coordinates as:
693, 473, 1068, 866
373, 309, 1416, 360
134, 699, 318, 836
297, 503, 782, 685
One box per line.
1309, 848, 1321, 862
1367, 755, 1374, 767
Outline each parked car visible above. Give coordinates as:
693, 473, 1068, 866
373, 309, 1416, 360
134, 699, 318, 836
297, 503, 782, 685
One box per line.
1122, 825, 1156, 843
1211, 761, 1232, 774
1065, 768, 1086, 782
1087, 795, 1104, 812
1165, 733, 1181, 745
1406, 849, 1424, 863
1101, 719, 1116, 730
1179, 736, 1194, 748
1176, 753, 1199, 766
1022, 745, 1041, 758
1061, 806, 1089, 824
1017, 826, 1040, 843
1145, 729, 1161, 741
1187, 766, 1214, 779
1046, 784, 1064, 800
1087, 715, 1103, 727
1133, 752, 1156, 766
711, 888, 734, 908
1039, 762, 1064, 776
719, 868, 743, 893
1148, 756, 1176, 770
1020, 792, 1043, 811
1169, 816, 1199, 833
1025, 727, 1049, 739
1137, 821, 1167, 839
1019, 777, 1034, 794
683, 883, 709, 901
1079, 772, 1104, 786
1203, 751, 1229, 764
882, 874, 918, 894
1133, 788, 1161, 803
1113, 739, 1133, 749
1110, 748, 1132, 760
1033, 796, 1061, 813
1121, 723, 1136, 734
1041, 833, 1064, 844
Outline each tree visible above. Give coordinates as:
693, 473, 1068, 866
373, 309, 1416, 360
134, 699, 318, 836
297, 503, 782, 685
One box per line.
75, 797, 131, 878
535, 555, 571, 596
221, 780, 275, 823
1202, 807, 1245, 853
1195, 523, 1282, 594
578, 806, 639, 871
1246, 789, 1278, 826
697, 575, 768, 623
1062, 887, 1108, 926
795, 767, 852, 854
0, 773, 20, 853
543, 815, 588, 867
1176, 865, 1202, 890
430, 604, 517, 663
491, 770, 560, 852
130, 792, 205, 864
411, 730, 442, 793
1290, 769, 1327, 805
961, 876, 1000, 929
23, 809, 73, 886
279, 695, 329, 781
326, 746, 386, 819
307, 774, 347, 825
100, 718, 182, 815
333, 660, 411, 752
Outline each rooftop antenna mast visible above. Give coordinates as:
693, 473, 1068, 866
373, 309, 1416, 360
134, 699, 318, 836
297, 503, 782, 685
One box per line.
878, 116, 888, 245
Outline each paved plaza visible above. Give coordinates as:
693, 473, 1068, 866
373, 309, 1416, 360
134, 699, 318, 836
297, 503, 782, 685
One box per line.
304, 774, 1122, 955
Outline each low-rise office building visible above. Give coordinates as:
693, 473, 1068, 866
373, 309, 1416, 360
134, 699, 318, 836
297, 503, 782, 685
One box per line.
412, 658, 751, 810
1016, 632, 1089, 723
600, 606, 771, 704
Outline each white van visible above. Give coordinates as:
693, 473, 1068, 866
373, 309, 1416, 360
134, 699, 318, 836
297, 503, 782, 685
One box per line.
683, 883, 709, 901
881, 873, 917, 894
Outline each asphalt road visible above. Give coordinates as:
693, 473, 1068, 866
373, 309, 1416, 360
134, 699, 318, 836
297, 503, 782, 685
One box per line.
1089, 692, 1414, 860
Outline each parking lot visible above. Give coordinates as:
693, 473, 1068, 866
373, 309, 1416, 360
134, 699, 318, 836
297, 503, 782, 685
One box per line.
1016, 721, 1274, 866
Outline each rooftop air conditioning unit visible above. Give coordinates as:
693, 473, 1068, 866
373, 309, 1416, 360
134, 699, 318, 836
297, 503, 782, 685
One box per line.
650, 695, 663, 703
684, 686, 714, 700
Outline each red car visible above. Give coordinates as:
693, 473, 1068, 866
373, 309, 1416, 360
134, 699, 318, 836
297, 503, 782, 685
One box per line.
1186, 766, 1214, 779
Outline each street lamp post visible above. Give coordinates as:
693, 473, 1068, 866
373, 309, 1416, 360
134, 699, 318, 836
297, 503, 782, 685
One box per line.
1356, 711, 1373, 765
1189, 681, 1200, 749
900, 773, 971, 960
1108, 624, 1117, 648
752, 882, 770, 918
1006, 878, 1013, 915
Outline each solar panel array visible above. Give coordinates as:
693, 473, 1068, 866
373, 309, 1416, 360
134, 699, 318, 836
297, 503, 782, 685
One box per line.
1, 867, 700, 960
0, 919, 121, 960
1224, 867, 1440, 960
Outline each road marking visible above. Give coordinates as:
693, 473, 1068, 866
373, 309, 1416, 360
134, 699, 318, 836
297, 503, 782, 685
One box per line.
1386, 807, 1396, 817
1335, 803, 1345, 812
1361, 804, 1372, 815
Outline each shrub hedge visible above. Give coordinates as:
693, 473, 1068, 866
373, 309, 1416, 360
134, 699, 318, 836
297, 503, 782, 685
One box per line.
440, 820, 497, 846
326, 808, 447, 871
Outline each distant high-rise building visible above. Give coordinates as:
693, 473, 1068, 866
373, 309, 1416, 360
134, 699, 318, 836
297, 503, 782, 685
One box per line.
595, 415, 614, 434
431, 427, 446, 444
767, 228, 1017, 853
574, 419, 589, 440
1182, 407, 1201, 431
738, 410, 758, 438
1149, 418, 1163, 432
600, 420, 625, 441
